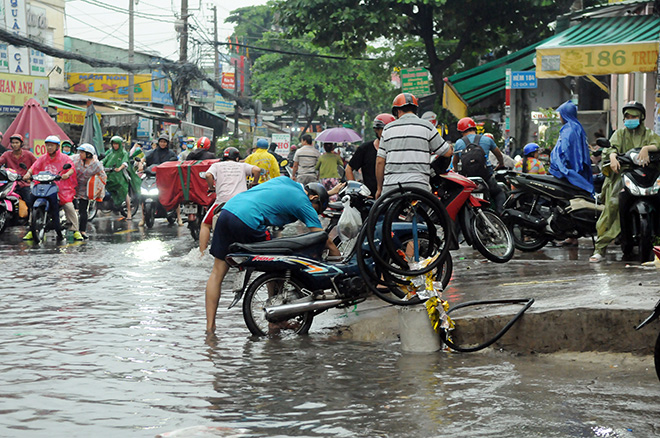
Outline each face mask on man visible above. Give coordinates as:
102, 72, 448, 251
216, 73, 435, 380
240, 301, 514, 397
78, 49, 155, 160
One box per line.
624, 119, 640, 130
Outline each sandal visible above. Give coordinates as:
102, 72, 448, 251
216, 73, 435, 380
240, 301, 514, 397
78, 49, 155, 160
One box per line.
589, 253, 604, 263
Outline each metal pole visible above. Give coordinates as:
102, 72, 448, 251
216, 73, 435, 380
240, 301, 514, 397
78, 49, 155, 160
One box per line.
213, 6, 219, 84
128, 0, 134, 102
179, 0, 188, 63
234, 61, 239, 138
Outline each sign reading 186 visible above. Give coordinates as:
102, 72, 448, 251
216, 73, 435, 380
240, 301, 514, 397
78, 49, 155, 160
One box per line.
584, 48, 658, 67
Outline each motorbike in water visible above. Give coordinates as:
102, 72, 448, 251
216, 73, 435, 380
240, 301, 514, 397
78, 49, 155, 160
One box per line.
604, 141, 660, 262
95, 166, 139, 219
431, 157, 514, 263
226, 184, 453, 336
29, 163, 72, 243
501, 170, 602, 252
140, 164, 177, 228
0, 166, 27, 233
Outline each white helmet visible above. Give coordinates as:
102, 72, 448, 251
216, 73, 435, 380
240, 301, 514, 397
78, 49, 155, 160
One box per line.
77, 143, 97, 156
45, 135, 61, 145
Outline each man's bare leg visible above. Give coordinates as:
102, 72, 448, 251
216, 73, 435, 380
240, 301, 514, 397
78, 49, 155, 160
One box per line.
205, 257, 230, 333
199, 222, 212, 255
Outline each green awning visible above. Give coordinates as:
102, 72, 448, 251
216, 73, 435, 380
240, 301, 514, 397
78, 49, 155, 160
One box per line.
536, 15, 660, 78
446, 37, 551, 105
48, 97, 86, 111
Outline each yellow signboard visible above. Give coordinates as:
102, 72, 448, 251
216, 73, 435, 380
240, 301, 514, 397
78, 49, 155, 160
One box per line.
67, 73, 152, 102
0, 72, 49, 113
33, 139, 47, 157
56, 107, 102, 126
536, 42, 659, 78
442, 82, 468, 119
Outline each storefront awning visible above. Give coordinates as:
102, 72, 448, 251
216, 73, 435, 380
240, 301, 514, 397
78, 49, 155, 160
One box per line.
442, 38, 549, 117
536, 15, 660, 78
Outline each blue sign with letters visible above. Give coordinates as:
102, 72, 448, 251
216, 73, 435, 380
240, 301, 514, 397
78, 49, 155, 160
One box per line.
510, 71, 537, 89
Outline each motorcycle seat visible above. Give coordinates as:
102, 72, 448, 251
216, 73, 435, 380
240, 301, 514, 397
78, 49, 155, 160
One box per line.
328, 201, 343, 210
523, 174, 593, 199
228, 231, 329, 255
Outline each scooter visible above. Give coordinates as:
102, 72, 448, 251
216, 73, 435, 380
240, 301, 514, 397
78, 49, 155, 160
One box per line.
611, 144, 660, 262
0, 166, 26, 233
141, 164, 177, 228
226, 183, 453, 336
29, 163, 72, 243
431, 156, 514, 263
501, 170, 602, 252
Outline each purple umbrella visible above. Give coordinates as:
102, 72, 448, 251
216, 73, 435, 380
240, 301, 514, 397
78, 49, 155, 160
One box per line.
315, 127, 362, 143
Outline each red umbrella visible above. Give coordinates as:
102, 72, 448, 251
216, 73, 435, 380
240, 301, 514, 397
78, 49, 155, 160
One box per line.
0, 98, 71, 155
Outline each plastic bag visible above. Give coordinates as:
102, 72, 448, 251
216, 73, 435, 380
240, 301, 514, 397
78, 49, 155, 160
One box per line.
337, 201, 362, 242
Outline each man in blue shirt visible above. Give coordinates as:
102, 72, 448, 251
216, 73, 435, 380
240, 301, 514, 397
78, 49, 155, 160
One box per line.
205, 177, 342, 333
451, 117, 506, 213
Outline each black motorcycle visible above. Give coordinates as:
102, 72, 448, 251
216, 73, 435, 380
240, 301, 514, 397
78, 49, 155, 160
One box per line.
634, 297, 660, 382
140, 165, 177, 228
611, 145, 660, 262
97, 166, 139, 219
501, 171, 601, 251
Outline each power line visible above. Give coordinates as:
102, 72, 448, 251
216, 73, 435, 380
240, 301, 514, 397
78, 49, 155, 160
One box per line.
205, 39, 377, 61
76, 0, 178, 24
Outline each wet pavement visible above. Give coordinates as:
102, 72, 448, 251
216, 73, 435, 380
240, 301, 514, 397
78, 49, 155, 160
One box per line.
1, 215, 659, 437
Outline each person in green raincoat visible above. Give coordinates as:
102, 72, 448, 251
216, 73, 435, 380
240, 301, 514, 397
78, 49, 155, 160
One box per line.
590, 101, 660, 262
102, 136, 142, 220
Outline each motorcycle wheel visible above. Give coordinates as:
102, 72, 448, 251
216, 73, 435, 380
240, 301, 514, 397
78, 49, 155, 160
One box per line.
189, 219, 200, 240
655, 331, 660, 382
0, 209, 7, 234
470, 209, 515, 263
242, 273, 314, 337
144, 203, 155, 229
166, 212, 177, 225
636, 214, 654, 263
120, 187, 140, 218
87, 200, 98, 221
31, 206, 47, 243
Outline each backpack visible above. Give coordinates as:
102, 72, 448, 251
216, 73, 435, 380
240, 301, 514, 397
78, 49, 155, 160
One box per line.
459, 134, 489, 179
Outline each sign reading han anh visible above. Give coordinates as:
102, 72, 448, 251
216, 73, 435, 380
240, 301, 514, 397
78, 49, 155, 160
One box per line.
400, 67, 430, 97
0, 71, 48, 113
510, 71, 537, 89
68, 73, 152, 101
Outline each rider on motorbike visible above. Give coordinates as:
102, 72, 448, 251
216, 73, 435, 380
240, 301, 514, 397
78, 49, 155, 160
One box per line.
187, 137, 216, 161
23, 135, 81, 241
0, 133, 36, 207
139, 135, 181, 226
198, 147, 261, 255
205, 178, 343, 333
590, 101, 660, 263
102, 136, 142, 221
515, 143, 546, 174
245, 138, 280, 183
451, 116, 505, 212
73, 144, 106, 239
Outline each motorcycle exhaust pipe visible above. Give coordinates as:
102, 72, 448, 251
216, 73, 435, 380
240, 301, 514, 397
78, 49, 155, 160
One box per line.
502, 209, 547, 230
265, 298, 346, 322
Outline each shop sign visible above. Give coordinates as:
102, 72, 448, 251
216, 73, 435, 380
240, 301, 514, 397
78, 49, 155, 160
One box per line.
401, 67, 430, 97
68, 73, 152, 102
5, 0, 30, 75
537, 42, 659, 78
151, 70, 173, 105
214, 93, 234, 113
56, 107, 101, 126
0, 71, 49, 113
221, 72, 235, 90
272, 133, 291, 158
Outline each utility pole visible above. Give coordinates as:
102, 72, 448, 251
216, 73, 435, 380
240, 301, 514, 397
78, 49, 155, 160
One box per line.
233, 59, 239, 139
128, 0, 135, 102
179, 0, 188, 63
213, 6, 219, 84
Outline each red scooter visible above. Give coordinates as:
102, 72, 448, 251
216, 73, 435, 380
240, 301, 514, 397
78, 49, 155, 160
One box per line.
431, 157, 514, 263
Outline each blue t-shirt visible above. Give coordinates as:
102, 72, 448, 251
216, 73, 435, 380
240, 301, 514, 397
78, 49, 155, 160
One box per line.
453, 134, 498, 171
224, 176, 323, 231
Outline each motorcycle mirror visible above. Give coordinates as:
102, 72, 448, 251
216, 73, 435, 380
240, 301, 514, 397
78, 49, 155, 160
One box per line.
280, 159, 289, 167
63, 163, 72, 170
596, 137, 610, 148
337, 164, 346, 181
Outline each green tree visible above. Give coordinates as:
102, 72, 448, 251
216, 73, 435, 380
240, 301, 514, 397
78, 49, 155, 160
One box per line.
224, 5, 276, 61
275, 0, 603, 108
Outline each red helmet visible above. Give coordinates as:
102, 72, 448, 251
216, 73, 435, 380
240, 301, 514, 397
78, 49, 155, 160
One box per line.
197, 136, 211, 149
373, 113, 396, 129
9, 133, 24, 143
457, 117, 477, 133
391, 93, 418, 116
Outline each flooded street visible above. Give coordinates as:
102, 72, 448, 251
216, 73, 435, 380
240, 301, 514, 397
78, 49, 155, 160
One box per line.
1, 217, 659, 437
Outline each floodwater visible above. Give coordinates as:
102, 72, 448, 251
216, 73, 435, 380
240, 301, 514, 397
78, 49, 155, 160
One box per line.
1, 217, 658, 438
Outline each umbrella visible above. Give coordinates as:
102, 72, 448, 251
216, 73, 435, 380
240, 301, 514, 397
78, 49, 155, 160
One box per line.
315, 127, 362, 143
80, 101, 105, 156
0, 98, 71, 153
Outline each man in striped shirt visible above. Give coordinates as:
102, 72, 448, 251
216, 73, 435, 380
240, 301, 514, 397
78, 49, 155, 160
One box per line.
375, 93, 452, 197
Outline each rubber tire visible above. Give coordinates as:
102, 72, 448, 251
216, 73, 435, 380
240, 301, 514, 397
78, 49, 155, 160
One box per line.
189, 220, 200, 241
654, 331, 660, 382
502, 192, 549, 252
0, 209, 7, 234
144, 203, 155, 229
31, 206, 47, 243
166, 212, 177, 225
242, 273, 314, 337
637, 214, 653, 263
471, 209, 515, 263
87, 200, 98, 222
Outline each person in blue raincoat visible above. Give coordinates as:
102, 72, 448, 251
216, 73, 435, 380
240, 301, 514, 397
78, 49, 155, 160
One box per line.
549, 101, 594, 195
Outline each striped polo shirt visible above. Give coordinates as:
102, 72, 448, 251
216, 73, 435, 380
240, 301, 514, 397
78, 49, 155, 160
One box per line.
377, 113, 448, 192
